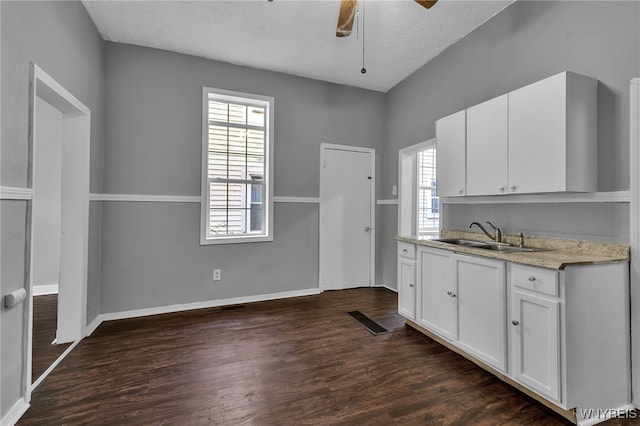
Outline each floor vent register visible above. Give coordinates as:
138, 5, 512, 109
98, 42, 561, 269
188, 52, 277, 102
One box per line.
347, 310, 388, 335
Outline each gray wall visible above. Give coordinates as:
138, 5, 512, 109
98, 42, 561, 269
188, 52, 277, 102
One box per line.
0, 1, 104, 418
381, 1, 640, 287
100, 43, 387, 314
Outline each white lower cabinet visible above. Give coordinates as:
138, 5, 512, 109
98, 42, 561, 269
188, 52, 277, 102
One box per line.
415, 248, 507, 371
398, 243, 632, 422
454, 254, 506, 372
417, 247, 455, 340
508, 263, 631, 417
511, 289, 561, 401
397, 242, 416, 320
398, 258, 416, 320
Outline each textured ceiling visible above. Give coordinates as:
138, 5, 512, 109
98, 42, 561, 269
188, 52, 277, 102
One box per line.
83, 0, 514, 92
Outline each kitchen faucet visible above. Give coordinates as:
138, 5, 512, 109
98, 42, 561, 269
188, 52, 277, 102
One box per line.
469, 221, 502, 243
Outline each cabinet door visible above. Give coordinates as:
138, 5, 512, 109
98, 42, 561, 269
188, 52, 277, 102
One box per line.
511, 290, 561, 401
466, 94, 508, 196
398, 258, 416, 320
508, 73, 566, 194
436, 110, 466, 197
454, 255, 506, 371
418, 247, 455, 339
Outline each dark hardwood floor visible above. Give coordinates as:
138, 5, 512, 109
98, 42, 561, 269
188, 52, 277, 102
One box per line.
32, 294, 72, 381
19, 288, 637, 425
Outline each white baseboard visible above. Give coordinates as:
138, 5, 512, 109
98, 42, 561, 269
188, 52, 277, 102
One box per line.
0, 398, 29, 426
33, 284, 59, 296
85, 314, 103, 337
374, 284, 398, 292
102, 288, 323, 322
31, 339, 81, 391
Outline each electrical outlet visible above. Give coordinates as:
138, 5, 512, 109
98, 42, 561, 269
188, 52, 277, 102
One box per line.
213, 269, 221, 281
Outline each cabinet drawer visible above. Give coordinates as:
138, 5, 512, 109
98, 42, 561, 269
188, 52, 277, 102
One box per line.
398, 242, 416, 259
511, 265, 558, 297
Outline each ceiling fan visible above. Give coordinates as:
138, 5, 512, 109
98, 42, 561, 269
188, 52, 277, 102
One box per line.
336, 0, 438, 37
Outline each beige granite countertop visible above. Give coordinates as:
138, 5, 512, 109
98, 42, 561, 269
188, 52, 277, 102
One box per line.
396, 229, 629, 270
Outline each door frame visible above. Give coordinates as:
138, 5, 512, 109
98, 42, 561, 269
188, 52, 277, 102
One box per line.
398, 138, 436, 236
25, 63, 91, 400
630, 77, 640, 406
319, 143, 375, 291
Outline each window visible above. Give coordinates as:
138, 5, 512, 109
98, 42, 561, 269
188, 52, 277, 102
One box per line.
417, 147, 439, 234
200, 87, 273, 245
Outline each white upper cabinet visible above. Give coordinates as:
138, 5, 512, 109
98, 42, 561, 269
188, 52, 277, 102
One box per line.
466, 94, 509, 196
436, 71, 597, 197
508, 71, 597, 194
436, 110, 466, 197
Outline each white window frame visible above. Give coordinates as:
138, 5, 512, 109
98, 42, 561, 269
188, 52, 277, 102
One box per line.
200, 87, 274, 245
416, 145, 439, 235
398, 138, 439, 236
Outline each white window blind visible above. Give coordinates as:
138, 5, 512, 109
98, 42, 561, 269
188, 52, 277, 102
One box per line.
201, 88, 273, 245
417, 147, 439, 234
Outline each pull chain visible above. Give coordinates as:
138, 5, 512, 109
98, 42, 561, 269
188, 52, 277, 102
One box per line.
361, 0, 366, 74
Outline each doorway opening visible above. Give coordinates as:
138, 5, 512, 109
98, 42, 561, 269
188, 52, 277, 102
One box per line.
26, 63, 91, 399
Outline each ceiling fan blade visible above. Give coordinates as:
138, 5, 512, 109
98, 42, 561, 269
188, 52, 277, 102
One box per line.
415, 0, 438, 9
336, 0, 357, 38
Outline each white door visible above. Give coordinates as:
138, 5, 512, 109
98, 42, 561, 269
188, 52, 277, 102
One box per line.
454, 254, 506, 371
511, 289, 561, 401
398, 258, 416, 319
435, 110, 466, 197
418, 247, 455, 339
320, 145, 374, 290
508, 72, 566, 194
466, 94, 508, 196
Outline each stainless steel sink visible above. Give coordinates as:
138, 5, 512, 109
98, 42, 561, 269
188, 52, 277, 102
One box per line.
433, 238, 551, 253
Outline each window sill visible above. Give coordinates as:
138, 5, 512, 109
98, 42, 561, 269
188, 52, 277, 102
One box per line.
200, 234, 273, 245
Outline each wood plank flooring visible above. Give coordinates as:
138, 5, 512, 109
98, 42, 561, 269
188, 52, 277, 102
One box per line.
18, 288, 637, 425
32, 295, 71, 381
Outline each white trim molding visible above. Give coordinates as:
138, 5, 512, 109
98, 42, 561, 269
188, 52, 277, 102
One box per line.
377, 199, 399, 205
85, 314, 103, 337
89, 193, 200, 203
0, 186, 33, 200
0, 398, 29, 426
33, 284, 58, 296
273, 196, 320, 204
102, 288, 322, 322
31, 339, 81, 391
373, 284, 398, 292
630, 77, 640, 407
90, 194, 321, 204
442, 191, 630, 205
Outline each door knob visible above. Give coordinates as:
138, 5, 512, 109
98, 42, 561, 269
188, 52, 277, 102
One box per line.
364, 226, 371, 232
512, 320, 520, 326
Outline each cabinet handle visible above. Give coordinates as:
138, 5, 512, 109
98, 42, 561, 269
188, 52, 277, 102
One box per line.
510, 185, 518, 192
409, 283, 414, 288
458, 188, 464, 195
446, 291, 456, 298
528, 276, 536, 282
499, 186, 506, 193
402, 249, 408, 253
512, 320, 519, 326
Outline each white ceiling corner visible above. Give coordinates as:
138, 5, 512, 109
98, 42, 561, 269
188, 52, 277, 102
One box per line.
82, 0, 515, 92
